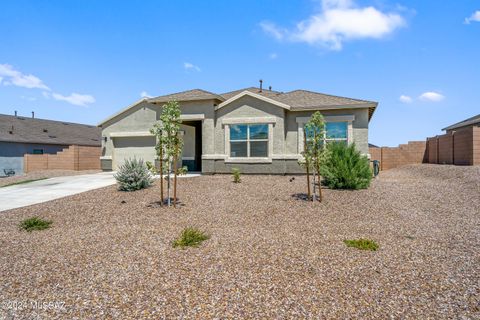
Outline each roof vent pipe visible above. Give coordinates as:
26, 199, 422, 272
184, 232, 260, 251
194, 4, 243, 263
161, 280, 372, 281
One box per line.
32, 111, 34, 119
14, 110, 17, 117
259, 79, 263, 92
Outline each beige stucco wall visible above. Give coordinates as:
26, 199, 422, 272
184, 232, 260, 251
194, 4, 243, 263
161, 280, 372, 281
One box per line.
214, 95, 286, 157
180, 124, 195, 159
285, 108, 370, 155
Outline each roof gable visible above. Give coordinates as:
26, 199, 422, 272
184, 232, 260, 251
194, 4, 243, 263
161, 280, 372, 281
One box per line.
216, 90, 291, 111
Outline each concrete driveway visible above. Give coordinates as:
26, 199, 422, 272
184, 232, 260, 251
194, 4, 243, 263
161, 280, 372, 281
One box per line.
0, 172, 116, 212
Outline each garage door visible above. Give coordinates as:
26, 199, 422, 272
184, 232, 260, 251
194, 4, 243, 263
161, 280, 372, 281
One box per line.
112, 136, 156, 170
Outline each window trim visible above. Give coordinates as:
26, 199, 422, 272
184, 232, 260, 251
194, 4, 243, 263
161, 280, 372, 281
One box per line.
224, 121, 274, 163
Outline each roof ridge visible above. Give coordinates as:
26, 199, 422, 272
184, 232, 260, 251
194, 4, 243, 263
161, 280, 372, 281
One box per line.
286, 89, 376, 104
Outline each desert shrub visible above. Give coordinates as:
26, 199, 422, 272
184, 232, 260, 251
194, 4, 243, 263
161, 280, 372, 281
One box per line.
20, 217, 52, 232
232, 168, 241, 183
177, 166, 188, 176
173, 227, 210, 248
145, 161, 158, 175
114, 158, 153, 191
321, 142, 372, 190
344, 239, 379, 251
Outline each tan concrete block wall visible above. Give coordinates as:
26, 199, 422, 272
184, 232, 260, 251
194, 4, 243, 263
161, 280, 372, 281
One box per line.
369, 141, 427, 171
24, 145, 101, 172
426, 126, 478, 166
473, 127, 480, 165
438, 134, 453, 164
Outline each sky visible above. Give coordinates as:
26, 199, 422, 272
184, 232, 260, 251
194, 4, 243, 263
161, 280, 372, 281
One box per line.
0, 0, 479, 146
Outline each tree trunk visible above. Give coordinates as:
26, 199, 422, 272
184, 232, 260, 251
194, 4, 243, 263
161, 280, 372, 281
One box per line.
303, 129, 311, 201
173, 147, 178, 208
159, 146, 164, 206
317, 165, 322, 202
167, 157, 171, 206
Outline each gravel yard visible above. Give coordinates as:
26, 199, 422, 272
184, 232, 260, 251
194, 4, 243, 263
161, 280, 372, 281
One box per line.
0, 164, 479, 319
0, 170, 101, 187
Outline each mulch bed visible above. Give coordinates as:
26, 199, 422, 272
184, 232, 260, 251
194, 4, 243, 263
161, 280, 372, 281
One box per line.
0, 164, 479, 319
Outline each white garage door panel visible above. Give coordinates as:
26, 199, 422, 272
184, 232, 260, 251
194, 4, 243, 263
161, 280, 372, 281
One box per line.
113, 136, 156, 169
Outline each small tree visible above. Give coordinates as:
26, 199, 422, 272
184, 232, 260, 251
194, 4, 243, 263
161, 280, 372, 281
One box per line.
303, 112, 329, 202
151, 100, 183, 207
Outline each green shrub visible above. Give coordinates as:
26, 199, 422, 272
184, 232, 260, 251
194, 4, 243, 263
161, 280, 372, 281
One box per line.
344, 239, 379, 251
114, 158, 153, 191
232, 168, 241, 183
321, 142, 372, 190
173, 227, 210, 248
20, 217, 52, 232
145, 161, 158, 175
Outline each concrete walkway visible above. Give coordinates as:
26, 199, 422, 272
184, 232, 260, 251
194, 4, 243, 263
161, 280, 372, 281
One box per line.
0, 172, 116, 212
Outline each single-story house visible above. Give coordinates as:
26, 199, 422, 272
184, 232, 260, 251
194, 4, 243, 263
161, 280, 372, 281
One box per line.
0, 113, 102, 176
98, 86, 378, 174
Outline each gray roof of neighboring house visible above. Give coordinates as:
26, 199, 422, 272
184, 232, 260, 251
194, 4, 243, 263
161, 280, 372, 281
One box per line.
148, 89, 225, 103
0, 114, 101, 146
442, 114, 480, 131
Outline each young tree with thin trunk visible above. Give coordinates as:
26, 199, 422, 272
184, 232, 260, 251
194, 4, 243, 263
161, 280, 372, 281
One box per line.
303, 111, 329, 202
151, 100, 183, 207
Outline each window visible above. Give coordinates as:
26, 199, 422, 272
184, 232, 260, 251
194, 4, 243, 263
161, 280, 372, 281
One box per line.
32, 149, 44, 155
305, 121, 348, 146
326, 122, 348, 144
230, 124, 268, 158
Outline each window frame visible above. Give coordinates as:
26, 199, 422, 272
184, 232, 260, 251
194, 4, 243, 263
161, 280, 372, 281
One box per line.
229, 124, 269, 158
223, 118, 275, 163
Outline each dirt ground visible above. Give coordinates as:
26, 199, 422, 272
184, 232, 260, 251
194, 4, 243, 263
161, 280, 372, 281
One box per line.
0, 164, 478, 319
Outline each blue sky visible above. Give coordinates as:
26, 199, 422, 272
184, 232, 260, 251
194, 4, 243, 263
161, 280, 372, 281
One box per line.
0, 0, 479, 146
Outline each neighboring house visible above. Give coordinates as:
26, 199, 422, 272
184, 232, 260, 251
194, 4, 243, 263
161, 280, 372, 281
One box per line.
442, 114, 480, 133
0, 113, 101, 176
98, 86, 378, 174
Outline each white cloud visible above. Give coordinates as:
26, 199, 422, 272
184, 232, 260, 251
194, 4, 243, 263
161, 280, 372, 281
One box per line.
269, 53, 278, 59
261, 0, 405, 50
183, 62, 201, 72
465, 10, 480, 24
52, 92, 96, 107
419, 91, 445, 102
399, 95, 412, 103
42, 91, 51, 99
260, 22, 285, 40
140, 91, 152, 98
0, 64, 50, 90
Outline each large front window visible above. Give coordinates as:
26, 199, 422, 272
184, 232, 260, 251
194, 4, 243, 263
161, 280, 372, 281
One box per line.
230, 124, 268, 157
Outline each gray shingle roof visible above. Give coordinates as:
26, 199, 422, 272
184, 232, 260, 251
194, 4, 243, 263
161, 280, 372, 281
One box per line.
442, 114, 480, 131
99, 86, 378, 126
148, 89, 224, 103
220, 87, 377, 119
0, 114, 101, 146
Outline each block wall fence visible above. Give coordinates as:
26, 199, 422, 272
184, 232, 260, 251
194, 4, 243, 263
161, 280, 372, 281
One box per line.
369, 126, 479, 171
24, 145, 101, 173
